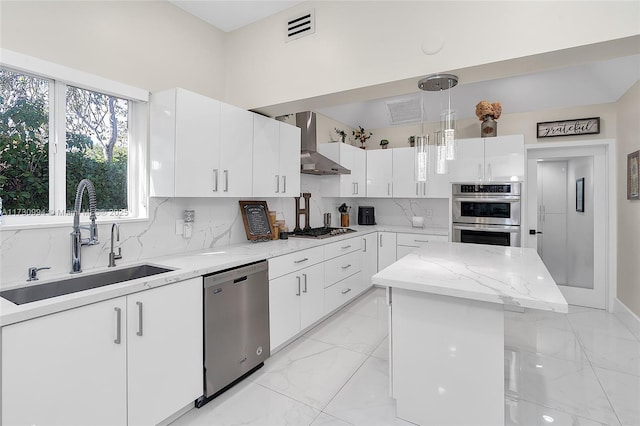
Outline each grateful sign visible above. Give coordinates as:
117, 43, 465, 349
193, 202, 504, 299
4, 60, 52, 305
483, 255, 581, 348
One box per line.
536, 117, 600, 138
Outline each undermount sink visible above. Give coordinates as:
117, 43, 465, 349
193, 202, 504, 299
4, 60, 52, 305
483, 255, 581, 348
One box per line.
0, 264, 174, 305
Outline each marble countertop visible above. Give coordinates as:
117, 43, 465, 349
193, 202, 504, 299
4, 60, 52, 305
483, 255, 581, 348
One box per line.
373, 242, 568, 313
1, 225, 448, 326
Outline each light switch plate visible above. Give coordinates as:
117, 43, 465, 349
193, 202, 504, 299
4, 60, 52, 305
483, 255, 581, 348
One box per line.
175, 219, 184, 235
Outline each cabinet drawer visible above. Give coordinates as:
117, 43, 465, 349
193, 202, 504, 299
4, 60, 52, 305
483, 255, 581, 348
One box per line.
323, 236, 361, 260
269, 246, 324, 279
396, 233, 448, 247
325, 272, 362, 314
324, 250, 362, 288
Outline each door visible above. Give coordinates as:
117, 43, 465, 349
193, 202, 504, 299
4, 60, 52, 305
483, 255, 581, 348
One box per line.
537, 161, 568, 284
367, 149, 393, 197
269, 272, 303, 350
253, 114, 280, 196
299, 263, 325, 329
484, 135, 525, 181
127, 278, 203, 426
2, 298, 127, 426
378, 231, 397, 270
220, 102, 254, 196
361, 232, 378, 288
392, 147, 418, 198
526, 143, 610, 309
279, 121, 301, 196
449, 138, 484, 182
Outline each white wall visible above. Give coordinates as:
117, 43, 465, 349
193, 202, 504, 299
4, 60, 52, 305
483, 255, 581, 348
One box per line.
566, 157, 595, 289
616, 81, 640, 317
224, 1, 640, 109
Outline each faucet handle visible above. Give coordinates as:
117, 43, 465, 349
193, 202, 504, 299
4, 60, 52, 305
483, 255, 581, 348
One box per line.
27, 266, 51, 282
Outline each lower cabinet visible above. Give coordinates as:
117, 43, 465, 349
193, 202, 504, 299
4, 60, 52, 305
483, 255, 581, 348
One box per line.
378, 231, 397, 270
1, 278, 203, 426
361, 232, 378, 289
269, 262, 324, 351
325, 271, 363, 313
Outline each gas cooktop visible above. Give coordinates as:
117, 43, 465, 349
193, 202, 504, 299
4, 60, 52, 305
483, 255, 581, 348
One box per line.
289, 227, 356, 239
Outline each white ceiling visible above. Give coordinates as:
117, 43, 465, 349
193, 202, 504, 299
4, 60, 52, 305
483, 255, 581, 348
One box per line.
168, 1, 640, 129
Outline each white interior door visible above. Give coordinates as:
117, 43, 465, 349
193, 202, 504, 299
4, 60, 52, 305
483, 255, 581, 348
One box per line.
525, 143, 609, 309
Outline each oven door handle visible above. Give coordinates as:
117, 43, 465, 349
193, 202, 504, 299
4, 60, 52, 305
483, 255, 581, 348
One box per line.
452, 224, 521, 232
453, 196, 520, 202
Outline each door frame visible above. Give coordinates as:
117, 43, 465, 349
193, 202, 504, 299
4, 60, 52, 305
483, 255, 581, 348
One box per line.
524, 139, 617, 311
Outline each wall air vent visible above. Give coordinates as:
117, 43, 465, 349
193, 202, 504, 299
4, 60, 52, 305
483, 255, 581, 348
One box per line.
286, 9, 315, 42
385, 96, 423, 125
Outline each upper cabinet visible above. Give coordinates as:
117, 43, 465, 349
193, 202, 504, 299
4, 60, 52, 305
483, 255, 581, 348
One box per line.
150, 88, 253, 197
392, 147, 451, 199
366, 149, 393, 198
252, 114, 301, 197
449, 135, 524, 182
317, 143, 366, 197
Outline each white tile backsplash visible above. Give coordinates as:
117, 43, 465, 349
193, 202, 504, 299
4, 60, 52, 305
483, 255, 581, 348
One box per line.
0, 174, 448, 286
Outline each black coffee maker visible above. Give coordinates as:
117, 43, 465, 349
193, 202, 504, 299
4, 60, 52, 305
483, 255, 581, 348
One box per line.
358, 206, 375, 225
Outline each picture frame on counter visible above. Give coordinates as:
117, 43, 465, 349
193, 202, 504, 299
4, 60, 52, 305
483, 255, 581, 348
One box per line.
239, 200, 273, 242
536, 117, 600, 138
628, 150, 639, 200
576, 177, 585, 212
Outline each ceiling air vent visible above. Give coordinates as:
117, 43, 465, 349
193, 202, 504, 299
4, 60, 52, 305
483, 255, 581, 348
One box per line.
286, 9, 315, 42
385, 97, 423, 125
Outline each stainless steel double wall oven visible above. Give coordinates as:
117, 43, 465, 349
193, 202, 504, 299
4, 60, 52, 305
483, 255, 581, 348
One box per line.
452, 182, 522, 247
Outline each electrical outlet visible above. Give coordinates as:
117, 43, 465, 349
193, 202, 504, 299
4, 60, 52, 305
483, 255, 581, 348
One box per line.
425, 209, 433, 218
175, 219, 184, 235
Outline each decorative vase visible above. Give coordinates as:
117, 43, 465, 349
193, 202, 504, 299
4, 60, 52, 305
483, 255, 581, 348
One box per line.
481, 116, 497, 137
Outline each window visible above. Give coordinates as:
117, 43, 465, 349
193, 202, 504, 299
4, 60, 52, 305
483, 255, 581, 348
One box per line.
0, 54, 148, 226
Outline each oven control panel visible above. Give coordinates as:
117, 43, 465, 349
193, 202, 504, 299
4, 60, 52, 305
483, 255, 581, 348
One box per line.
453, 182, 521, 196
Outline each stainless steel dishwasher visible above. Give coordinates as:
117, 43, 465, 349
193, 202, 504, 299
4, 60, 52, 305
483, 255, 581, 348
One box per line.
196, 260, 270, 407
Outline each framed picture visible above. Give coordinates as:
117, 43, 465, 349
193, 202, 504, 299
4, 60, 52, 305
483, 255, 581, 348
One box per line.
576, 178, 585, 212
536, 117, 600, 138
628, 150, 639, 200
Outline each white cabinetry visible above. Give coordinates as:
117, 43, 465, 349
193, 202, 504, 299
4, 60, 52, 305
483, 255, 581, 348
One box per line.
449, 135, 524, 182
318, 143, 366, 197
324, 236, 363, 313
396, 232, 449, 259
1, 278, 202, 426
361, 232, 378, 289
253, 114, 301, 197
268, 246, 324, 351
150, 88, 253, 197
392, 147, 451, 198
366, 149, 393, 197
378, 231, 397, 270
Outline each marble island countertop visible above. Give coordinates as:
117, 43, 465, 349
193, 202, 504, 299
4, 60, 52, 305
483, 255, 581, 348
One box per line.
1, 225, 448, 326
373, 242, 568, 313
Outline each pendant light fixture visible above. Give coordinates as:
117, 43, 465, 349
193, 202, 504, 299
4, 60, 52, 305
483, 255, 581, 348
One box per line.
418, 73, 459, 167
415, 91, 430, 182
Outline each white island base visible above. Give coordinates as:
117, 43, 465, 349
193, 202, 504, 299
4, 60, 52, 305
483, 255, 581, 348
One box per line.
391, 288, 504, 426
374, 242, 568, 426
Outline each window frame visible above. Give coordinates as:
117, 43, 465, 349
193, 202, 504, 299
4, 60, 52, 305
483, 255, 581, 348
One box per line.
1, 49, 149, 228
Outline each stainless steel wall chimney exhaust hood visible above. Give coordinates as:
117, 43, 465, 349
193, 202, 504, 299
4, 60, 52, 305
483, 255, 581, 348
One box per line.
296, 112, 351, 175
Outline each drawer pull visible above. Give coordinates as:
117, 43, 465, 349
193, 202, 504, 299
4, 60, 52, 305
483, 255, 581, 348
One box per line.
296, 276, 301, 296
414, 239, 430, 243
341, 264, 352, 269
294, 257, 309, 264
341, 288, 352, 295
341, 245, 351, 250
114, 307, 122, 344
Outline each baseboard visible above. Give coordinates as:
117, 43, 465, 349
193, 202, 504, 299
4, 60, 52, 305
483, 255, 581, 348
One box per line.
613, 297, 640, 341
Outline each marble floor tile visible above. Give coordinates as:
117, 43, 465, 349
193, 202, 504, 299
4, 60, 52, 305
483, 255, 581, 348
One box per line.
504, 350, 620, 425
344, 287, 387, 320
252, 336, 368, 410
568, 309, 639, 342
304, 309, 388, 355
579, 331, 640, 376
371, 336, 389, 361
323, 357, 414, 426
505, 318, 586, 362
505, 308, 574, 332
171, 380, 320, 426
593, 366, 640, 426
310, 413, 354, 426
505, 396, 614, 425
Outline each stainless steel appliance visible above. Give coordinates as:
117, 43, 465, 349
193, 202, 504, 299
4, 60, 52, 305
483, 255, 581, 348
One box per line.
358, 206, 376, 225
289, 226, 356, 239
197, 260, 270, 407
452, 182, 522, 247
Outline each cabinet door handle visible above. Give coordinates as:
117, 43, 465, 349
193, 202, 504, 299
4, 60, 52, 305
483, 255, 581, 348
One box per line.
487, 163, 493, 181
416, 182, 419, 196
380, 234, 383, 247
296, 276, 301, 296
353, 182, 356, 194
388, 183, 391, 196
423, 182, 426, 196
114, 307, 122, 344
282, 175, 287, 193
294, 257, 309, 264
302, 273, 308, 293
341, 288, 352, 295
275, 175, 280, 193
136, 301, 143, 337
355, 182, 358, 194
341, 264, 352, 269
224, 170, 229, 192
362, 238, 367, 252
213, 169, 219, 192
477, 164, 483, 181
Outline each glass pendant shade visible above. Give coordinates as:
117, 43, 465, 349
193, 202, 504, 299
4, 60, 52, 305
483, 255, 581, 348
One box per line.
441, 109, 456, 160
434, 131, 447, 174
415, 135, 430, 182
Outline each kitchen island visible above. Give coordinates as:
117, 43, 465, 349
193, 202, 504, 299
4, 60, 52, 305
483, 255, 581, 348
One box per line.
372, 242, 568, 426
